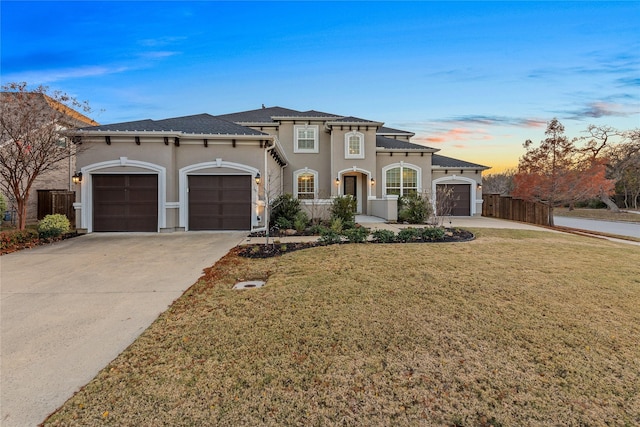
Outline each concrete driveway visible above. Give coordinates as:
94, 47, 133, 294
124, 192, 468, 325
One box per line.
1, 231, 247, 427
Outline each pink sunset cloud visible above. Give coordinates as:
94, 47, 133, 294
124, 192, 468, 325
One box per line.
413, 127, 494, 145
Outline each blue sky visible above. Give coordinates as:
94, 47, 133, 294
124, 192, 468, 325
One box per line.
2, 1, 639, 172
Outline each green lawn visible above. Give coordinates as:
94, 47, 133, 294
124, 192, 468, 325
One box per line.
45, 229, 640, 426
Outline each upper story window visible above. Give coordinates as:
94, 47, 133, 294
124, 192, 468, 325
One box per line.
344, 131, 364, 159
294, 125, 319, 153
384, 164, 420, 196
294, 168, 318, 199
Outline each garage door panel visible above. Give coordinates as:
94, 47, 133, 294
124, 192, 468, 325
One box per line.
436, 184, 471, 216
93, 174, 158, 232
188, 175, 251, 230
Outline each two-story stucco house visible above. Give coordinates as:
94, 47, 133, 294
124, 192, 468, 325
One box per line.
73, 106, 488, 232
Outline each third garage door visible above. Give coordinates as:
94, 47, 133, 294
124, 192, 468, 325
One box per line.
436, 184, 471, 216
188, 175, 251, 230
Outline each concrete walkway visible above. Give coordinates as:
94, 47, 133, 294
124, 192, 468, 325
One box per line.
1, 231, 246, 427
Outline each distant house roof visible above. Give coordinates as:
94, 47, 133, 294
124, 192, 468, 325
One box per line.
432, 154, 489, 170
79, 113, 266, 136
376, 135, 437, 152
0, 91, 99, 129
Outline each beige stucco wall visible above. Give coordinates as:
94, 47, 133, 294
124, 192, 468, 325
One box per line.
374, 152, 434, 198
275, 121, 332, 197
75, 135, 269, 231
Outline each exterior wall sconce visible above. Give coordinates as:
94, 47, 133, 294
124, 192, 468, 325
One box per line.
477, 183, 482, 190
72, 172, 83, 184
370, 178, 375, 186
255, 172, 261, 185
335, 176, 340, 185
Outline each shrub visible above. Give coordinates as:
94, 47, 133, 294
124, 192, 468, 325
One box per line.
372, 229, 396, 243
38, 214, 70, 238
318, 229, 342, 245
330, 217, 344, 234
270, 194, 301, 226
293, 211, 309, 233
1, 229, 39, 251
275, 216, 293, 230
342, 226, 369, 243
396, 227, 420, 243
308, 223, 327, 235
420, 226, 446, 241
398, 192, 432, 224
330, 195, 356, 224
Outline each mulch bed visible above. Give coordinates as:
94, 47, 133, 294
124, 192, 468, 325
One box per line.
239, 228, 475, 258
0, 232, 80, 256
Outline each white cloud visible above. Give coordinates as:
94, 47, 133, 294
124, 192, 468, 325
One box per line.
1, 65, 129, 85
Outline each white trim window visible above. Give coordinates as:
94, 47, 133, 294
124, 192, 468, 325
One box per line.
344, 131, 364, 159
294, 168, 318, 199
384, 164, 420, 196
294, 125, 319, 153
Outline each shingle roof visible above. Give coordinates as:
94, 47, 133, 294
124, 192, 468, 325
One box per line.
217, 106, 342, 123
80, 113, 266, 135
376, 135, 436, 151
377, 126, 414, 135
300, 110, 343, 118
217, 107, 303, 123
331, 116, 379, 123
432, 154, 489, 169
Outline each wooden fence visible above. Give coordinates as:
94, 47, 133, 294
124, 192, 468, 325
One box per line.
37, 190, 75, 223
482, 194, 550, 226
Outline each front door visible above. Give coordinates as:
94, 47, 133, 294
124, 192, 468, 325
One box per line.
343, 176, 359, 213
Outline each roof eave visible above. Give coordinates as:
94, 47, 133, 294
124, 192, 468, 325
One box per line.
327, 121, 384, 127
432, 165, 491, 171
74, 130, 272, 139
271, 116, 343, 121
377, 132, 416, 138
233, 121, 279, 126
376, 147, 440, 153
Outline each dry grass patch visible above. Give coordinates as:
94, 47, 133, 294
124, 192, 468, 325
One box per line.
45, 229, 640, 426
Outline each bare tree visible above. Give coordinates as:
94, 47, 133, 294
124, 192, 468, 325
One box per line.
611, 129, 640, 209
482, 168, 516, 195
575, 125, 640, 212
432, 186, 455, 227
0, 83, 95, 229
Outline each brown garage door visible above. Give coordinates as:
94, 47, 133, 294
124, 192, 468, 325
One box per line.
188, 175, 251, 230
436, 184, 471, 216
93, 174, 158, 232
